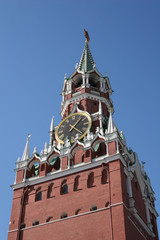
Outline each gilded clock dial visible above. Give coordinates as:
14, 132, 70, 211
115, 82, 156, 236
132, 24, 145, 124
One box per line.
55, 112, 91, 144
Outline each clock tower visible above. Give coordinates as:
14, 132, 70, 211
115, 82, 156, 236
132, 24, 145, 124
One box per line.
8, 30, 159, 240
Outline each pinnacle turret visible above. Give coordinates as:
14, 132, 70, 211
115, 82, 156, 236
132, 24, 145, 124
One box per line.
50, 116, 54, 132
49, 116, 54, 146
21, 137, 30, 161
107, 110, 116, 134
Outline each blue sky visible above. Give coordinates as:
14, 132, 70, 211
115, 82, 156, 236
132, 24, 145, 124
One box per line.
0, 1, 160, 239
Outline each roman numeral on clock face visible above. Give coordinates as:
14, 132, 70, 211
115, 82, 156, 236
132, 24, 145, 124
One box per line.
59, 134, 64, 140
58, 130, 63, 134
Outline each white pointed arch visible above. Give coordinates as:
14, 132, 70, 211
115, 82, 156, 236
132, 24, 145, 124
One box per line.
70, 141, 84, 156
27, 154, 41, 170
47, 148, 60, 165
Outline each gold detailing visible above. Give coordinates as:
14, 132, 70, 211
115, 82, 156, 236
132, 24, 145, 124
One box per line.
55, 112, 92, 144
83, 28, 90, 43
69, 124, 82, 134
141, 161, 146, 168
69, 117, 81, 132
110, 108, 114, 114
27, 134, 31, 141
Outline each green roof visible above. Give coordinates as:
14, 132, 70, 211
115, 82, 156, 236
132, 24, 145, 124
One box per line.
78, 41, 95, 73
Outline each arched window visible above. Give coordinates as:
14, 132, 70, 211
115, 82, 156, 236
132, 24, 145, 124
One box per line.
87, 172, 94, 188
90, 205, 97, 211
75, 77, 82, 88
94, 143, 100, 152
61, 212, 68, 219
33, 220, 39, 226
50, 157, 60, 170
47, 157, 60, 174
94, 142, 106, 157
35, 188, 42, 201
101, 169, 107, 184
73, 175, 80, 191
89, 79, 97, 88
105, 201, 109, 207
46, 216, 53, 222
61, 180, 68, 195
75, 208, 82, 215
26, 161, 40, 178
47, 183, 54, 198
33, 162, 39, 176
20, 223, 26, 229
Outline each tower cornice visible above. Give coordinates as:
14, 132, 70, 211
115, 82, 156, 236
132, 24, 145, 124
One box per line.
12, 153, 125, 190
61, 92, 112, 117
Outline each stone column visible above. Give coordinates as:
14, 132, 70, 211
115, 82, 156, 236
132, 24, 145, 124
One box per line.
144, 199, 153, 230
116, 140, 119, 153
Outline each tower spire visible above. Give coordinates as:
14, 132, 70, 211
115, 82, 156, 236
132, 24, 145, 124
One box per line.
78, 29, 95, 73
21, 135, 30, 161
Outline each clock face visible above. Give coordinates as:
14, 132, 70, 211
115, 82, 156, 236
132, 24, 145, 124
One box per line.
55, 112, 92, 144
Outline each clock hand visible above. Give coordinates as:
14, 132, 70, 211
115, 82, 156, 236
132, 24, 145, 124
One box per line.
69, 124, 82, 134
69, 117, 81, 132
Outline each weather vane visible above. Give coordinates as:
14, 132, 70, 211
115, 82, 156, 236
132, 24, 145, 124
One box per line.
27, 133, 31, 141
141, 161, 146, 168
83, 28, 90, 43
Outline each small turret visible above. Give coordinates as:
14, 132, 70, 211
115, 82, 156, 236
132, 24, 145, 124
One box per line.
44, 142, 48, 154
107, 110, 116, 134
21, 135, 30, 161
49, 116, 54, 145
50, 116, 54, 132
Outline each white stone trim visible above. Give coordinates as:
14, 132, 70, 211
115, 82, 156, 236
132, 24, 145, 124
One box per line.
12, 153, 124, 190
90, 90, 100, 96
123, 203, 155, 237
8, 228, 18, 233
128, 216, 147, 240
124, 162, 158, 221
15, 132, 122, 171
61, 92, 111, 117
126, 175, 133, 198
7, 202, 124, 233
144, 200, 152, 230
133, 211, 155, 237
147, 203, 159, 218
8, 201, 154, 237
72, 91, 80, 97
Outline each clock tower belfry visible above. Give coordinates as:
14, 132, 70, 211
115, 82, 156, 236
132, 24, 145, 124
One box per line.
8, 31, 159, 240
61, 31, 112, 119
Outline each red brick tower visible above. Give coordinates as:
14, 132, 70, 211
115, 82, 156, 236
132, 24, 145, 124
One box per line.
8, 31, 159, 240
